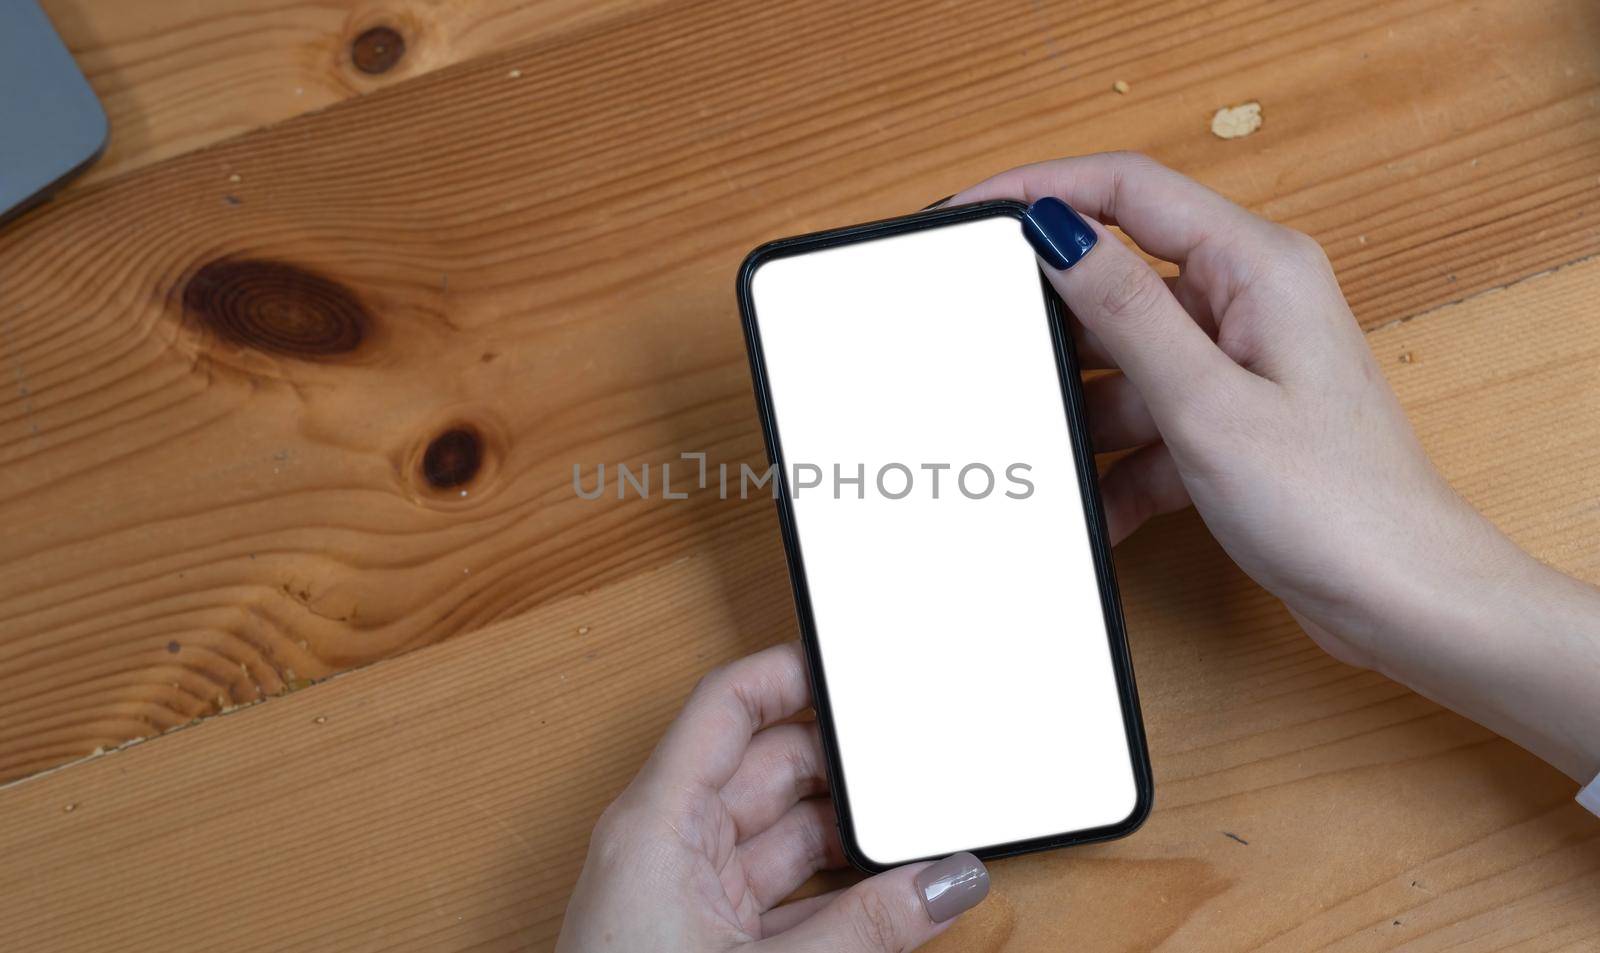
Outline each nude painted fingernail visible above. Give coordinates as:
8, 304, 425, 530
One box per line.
914, 852, 990, 923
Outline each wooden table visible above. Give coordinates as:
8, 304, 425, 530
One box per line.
2, 0, 1597, 949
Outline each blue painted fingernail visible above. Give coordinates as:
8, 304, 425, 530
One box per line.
1022, 197, 1097, 270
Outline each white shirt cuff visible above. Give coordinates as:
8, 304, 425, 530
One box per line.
1578, 773, 1600, 817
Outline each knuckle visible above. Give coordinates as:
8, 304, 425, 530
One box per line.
795, 800, 831, 860
1093, 261, 1166, 324
782, 737, 817, 798
1282, 227, 1329, 266
690, 665, 723, 698
1103, 148, 1155, 170
841, 888, 910, 953
691, 663, 736, 706
691, 663, 763, 735
1103, 150, 1181, 192
590, 800, 633, 860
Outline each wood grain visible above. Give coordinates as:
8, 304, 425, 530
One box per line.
3, 255, 1596, 951
37, 0, 672, 189
3, 0, 1599, 784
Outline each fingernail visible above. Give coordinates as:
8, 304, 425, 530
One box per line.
914, 852, 990, 923
1022, 196, 1097, 270
922, 194, 954, 211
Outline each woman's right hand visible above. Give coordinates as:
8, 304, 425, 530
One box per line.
951, 153, 1600, 785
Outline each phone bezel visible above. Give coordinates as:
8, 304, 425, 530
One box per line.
736, 199, 1153, 872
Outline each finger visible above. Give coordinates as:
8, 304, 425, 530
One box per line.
738, 797, 845, 912
1166, 272, 1217, 338
950, 151, 1270, 264
1100, 442, 1192, 545
1053, 244, 1206, 377
1027, 201, 1256, 426
753, 853, 989, 953
721, 720, 828, 841
760, 888, 844, 937
647, 641, 811, 793
1070, 279, 1194, 373
1083, 372, 1158, 453
1070, 315, 1115, 369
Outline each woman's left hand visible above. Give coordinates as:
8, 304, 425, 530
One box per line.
556, 642, 990, 952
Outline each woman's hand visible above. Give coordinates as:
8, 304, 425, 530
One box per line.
952, 153, 1600, 785
556, 642, 990, 952
955, 152, 1502, 668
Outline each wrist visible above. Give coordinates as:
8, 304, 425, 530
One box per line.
1366, 508, 1600, 782
1320, 488, 1516, 672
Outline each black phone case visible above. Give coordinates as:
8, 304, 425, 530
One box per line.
736, 199, 1153, 872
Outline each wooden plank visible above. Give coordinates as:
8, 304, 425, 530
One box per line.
2, 255, 1596, 950
37, 0, 672, 189
3, 0, 1600, 783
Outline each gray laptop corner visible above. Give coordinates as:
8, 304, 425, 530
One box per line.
0, 0, 108, 223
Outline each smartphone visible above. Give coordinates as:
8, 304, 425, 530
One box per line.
737, 200, 1151, 871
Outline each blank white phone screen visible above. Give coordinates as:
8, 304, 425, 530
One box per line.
748, 215, 1138, 866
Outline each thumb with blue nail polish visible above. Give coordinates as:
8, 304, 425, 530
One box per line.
1022, 196, 1098, 270
1013, 186, 1230, 434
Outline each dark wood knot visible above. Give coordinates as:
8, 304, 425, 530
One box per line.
423, 427, 483, 489
351, 26, 406, 74
183, 259, 369, 359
